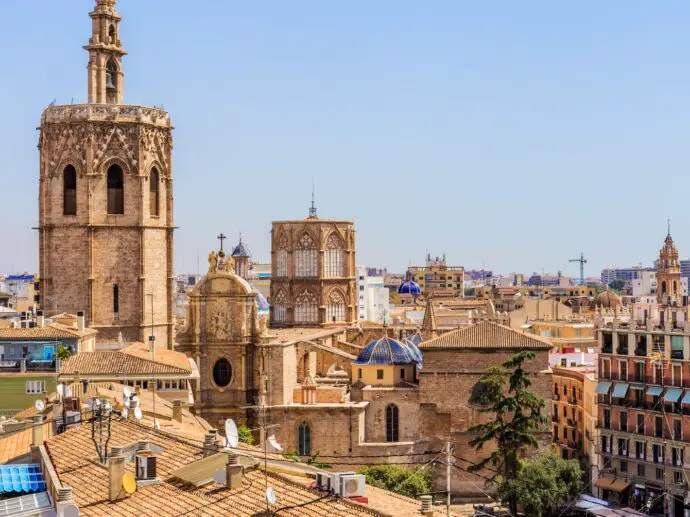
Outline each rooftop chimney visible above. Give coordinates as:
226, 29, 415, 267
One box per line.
420, 495, 433, 516
172, 400, 182, 423
226, 452, 243, 490
32, 415, 45, 447
108, 450, 125, 502
203, 430, 218, 458
77, 311, 85, 333
36, 310, 45, 328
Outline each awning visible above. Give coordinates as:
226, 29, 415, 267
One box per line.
664, 388, 683, 403
612, 383, 630, 398
646, 386, 663, 396
681, 391, 690, 405
609, 479, 631, 492
629, 384, 645, 390
595, 477, 614, 489
596, 381, 613, 395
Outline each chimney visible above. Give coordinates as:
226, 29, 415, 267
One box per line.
36, 310, 45, 328
108, 449, 125, 502
32, 415, 45, 447
226, 452, 243, 490
203, 430, 218, 457
77, 311, 85, 333
420, 495, 433, 516
172, 400, 182, 423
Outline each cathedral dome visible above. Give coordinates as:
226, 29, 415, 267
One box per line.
398, 280, 422, 296
353, 337, 419, 366
596, 289, 621, 309
401, 336, 423, 365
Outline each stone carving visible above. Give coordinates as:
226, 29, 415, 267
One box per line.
93, 126, 137, 169
208, 251, 218, 273
220, 255, 235, 273
258, 314, 268, 336
208, 307, 231, 339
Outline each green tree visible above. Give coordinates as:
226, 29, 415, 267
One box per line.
502, 452, 582, 517
56, 344, 73, 361
467, 350, 548, 516
358, 465, 431, 499
608, 279, 626, 293
237, 424, 254, 446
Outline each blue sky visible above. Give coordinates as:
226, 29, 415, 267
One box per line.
2, 1, 690, 277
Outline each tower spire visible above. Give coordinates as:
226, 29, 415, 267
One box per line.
84, 0, 127, 104
308, 178, 317, 219
668, 217, 671, 238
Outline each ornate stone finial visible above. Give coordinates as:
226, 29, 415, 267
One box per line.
221, 254, 235, 273
208, 251, 218, 273
258, 315, 268, 336
303, 367, 317, 388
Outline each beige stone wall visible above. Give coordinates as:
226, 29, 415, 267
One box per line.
360, 388, 421, 443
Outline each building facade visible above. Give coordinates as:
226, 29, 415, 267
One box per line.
356, 267, 390, 324
270, 208, 356, 327
407, 254, 464, 298
37, 0, 175, 348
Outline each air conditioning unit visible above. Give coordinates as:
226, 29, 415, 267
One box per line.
329, 471, 356, 495
338, 474, 366, 498
315, 472, 331, 491
136, 454, 157, 480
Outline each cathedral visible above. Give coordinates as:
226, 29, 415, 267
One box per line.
37, 0, 175, 348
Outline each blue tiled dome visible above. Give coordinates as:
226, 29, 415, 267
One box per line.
255, 292, 270, 312
402, 337, 423, 366
398, 280, 422, 296
353, 337, 419, 366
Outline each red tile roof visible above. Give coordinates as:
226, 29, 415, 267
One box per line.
419, 321, 552, 350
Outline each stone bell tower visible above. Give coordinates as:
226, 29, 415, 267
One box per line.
38, 0, 175, 348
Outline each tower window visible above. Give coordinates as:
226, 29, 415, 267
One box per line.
324, 233, 345, 277
212, 358, 232, 387
386, 403, 399, 442
295, 233, 317, 278
63, 165, 77, 215
113, 284, 119, 315
107, 164, 124, 214
149, 168, 160, 216
109, 24, 116, 43
298, 422, 311, 456
294, 289, 318, 324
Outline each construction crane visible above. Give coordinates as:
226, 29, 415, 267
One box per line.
569, 252, 587, 286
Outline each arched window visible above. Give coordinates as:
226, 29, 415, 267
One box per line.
326, 289, 346, 323
295, 290, 318, 324
324, 233, 345, 277
149, 168, 160, 216
662, 281, 667, 295
212, 358, 232, 387
385, 404, 399, 442
276, 233, 288, 277
63, 165, 77, 215
109, 24, 116, 43
107, 164, 124, 214
295, 233, 317, 278
106, 58, 118, 92
273, 290, 287, 323
298, 422, 311, 456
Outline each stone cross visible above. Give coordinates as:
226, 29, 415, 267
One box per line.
217, 233, 227, 252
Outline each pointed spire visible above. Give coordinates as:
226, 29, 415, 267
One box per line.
308, 178, 317, 219
421, 295, 437, 335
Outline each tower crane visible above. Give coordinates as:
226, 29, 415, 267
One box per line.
569, 252, 587, 286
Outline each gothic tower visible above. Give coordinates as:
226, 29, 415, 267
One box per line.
270, 202, 357, 327
38, 0, 175, 348
657, 227, 681, 307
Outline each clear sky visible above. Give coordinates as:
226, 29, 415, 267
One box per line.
2, 1, 690, 278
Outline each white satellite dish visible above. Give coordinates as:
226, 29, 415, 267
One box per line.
57, 384, 65, 397
265, 487, 276, 505
124, 398, 130, 408
267, 435, 283, 453
134, 407, 143, 421
123, 386, 132, 398
34, 400, 45, 411
65, 386, 72, 397
213, 469, 226, 484
224, 419, 239, 448
122, 408, 128, 419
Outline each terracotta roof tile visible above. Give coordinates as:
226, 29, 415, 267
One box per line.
0, 323, 95, 340
45, 418, 381, 516
60, 350, 191, 376
419, 321, 553, 350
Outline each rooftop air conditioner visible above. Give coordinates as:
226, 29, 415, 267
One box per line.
136, 454, 157, 481
315, 472, 331, 491
338, 474, 366, 498
329, 471, 355, 495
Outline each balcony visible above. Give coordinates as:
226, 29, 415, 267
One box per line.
567, 396, 577, 405
634, 347, 648, 357
0, 358, 58, 373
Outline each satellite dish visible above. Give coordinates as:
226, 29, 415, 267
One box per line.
123, 386, 132, 398
265, 487, 277, 505
124, 398, 130, 408
213, 469, 226, 484
57, 384, 66, 397
134, 407, 142, 421
122, 472, 136, 495
225, 419, 239, 448
267, 435, 283, 453
122, 408, 128, 419
34, 400, 45, 411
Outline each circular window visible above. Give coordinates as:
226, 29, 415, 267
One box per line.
212, 358, 232, 387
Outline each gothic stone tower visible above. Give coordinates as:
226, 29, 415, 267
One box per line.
270, 205, 357, 327
38, 0, 175, 348
657, 230, 682, 307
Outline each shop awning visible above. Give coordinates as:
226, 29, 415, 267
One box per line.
609, 479, 630, 492
681, 391, 690, 405
596, 381, 612, 395
664, 388, 683, 403
646, 386, 663, 396
594, 477, 614, 489
611, 383, 630, 398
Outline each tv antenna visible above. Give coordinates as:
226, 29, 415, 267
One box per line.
90, 397, 113, 463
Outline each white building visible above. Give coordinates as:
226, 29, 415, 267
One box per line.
631, 270, 656, 297
356, 267, 390, 324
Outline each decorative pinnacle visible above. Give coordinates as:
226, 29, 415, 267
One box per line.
309, 178, 317, 219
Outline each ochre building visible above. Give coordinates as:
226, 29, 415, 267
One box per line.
38, 0, 175, 348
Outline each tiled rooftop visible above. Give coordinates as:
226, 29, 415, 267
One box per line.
419, 321, 553, 350
45, 418, 381, 516
0, 323, 96, 340
60, 349, 192, 377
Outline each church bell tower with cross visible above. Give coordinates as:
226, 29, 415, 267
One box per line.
38, 0, 175, 349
